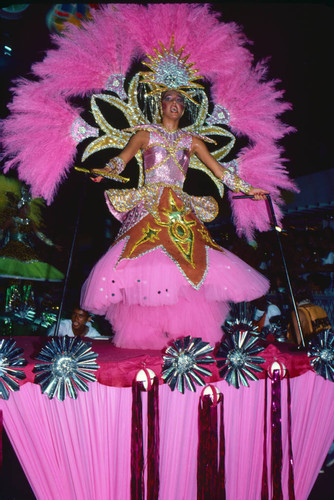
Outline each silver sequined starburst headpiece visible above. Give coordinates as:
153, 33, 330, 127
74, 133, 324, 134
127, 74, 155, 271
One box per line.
139, 35, 204, 107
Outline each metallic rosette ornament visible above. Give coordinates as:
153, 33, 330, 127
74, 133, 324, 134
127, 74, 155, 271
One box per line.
261, 322, 288, 343
217, 321, 265, 388
162, 336, 215, 394
0, 338, 27, 400
307, 329, 334, 382
33, 336, 99, 401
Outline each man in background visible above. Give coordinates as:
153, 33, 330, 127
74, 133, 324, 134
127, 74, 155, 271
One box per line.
48, 306, 105, 339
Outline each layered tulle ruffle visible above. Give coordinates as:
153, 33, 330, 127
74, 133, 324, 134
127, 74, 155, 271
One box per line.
81, 239, 269, 348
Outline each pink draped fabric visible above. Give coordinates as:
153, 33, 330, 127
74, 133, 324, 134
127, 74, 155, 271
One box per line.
1, 372, 334, 499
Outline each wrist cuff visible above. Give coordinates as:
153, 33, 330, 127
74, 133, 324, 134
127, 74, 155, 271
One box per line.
106, 156, 125, 174
220, 170, 253, 194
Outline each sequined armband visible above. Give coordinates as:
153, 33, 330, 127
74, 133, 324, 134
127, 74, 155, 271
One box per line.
106, 156, 125, 174
220, 170, 253, 194
93, 155, 129, 183
36, 231, 54, 246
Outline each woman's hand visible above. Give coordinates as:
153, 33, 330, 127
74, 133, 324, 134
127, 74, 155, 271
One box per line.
91, 174, 104, 183
248, 188, 269, 200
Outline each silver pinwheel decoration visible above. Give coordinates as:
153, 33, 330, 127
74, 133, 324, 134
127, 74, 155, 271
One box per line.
307, 329, 334, 382
33, 336, 99, 401
162, 336, 215, 393
0, 338, 27, 400
216, 320, 265, 388
261, 321, 287, 343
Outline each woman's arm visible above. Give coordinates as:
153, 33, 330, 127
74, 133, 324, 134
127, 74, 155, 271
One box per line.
191, 137, 268, 200
117, 130, 149, 164
92, 131, 149, 181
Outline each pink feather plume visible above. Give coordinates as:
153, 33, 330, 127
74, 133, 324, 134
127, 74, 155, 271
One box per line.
32, 4, 139, 97
2, 78, 80, 203
230, 141, 298, 239
1, 3, 297, 236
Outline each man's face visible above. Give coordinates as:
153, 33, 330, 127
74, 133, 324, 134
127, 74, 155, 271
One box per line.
71, 309, 90, 332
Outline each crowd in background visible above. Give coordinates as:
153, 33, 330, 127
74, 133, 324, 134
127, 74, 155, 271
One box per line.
222, 224, 334, 333
216, 224, 334, 295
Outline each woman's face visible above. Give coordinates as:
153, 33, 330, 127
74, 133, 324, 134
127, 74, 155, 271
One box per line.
161, 90, 185, 119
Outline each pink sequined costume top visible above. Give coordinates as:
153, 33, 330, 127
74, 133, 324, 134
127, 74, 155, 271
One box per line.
81, 125, 269, 349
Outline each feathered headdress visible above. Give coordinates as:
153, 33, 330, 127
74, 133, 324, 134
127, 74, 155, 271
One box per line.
1, 3, 297, 239
140, 35, 204, 102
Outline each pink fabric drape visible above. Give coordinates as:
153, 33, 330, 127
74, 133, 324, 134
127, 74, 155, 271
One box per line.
0, 372, 333, 500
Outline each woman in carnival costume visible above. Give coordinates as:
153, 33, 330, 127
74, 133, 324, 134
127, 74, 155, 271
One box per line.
83, 84, 269, 348
0, 4, 297, 348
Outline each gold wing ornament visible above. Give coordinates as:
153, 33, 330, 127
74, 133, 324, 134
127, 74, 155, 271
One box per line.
78, 67, 237, 197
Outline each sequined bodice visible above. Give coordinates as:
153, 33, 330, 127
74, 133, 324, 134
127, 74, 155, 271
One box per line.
143, 126, 192, 187
105, 125, 219, 235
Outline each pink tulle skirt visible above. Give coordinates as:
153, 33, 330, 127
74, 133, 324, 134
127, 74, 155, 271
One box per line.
81, 238, 269, 349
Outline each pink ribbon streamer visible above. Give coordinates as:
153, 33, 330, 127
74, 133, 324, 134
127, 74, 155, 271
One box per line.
131, 381, 144, 500
262, 370, 296, 500
218, 395, 226, 500
131, 372, 160, 500
286, 373, 295, 500
271, 369, 283, 500
147, 377, 160, 500
261, 374, 268, 500
197, 386, 225, 500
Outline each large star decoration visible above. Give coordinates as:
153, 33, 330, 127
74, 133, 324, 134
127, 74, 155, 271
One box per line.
119, 188, 223, 288
162, 336, 215, 393
307, 329, 334, 382
0, 339, 27, 400
33, 336, 99, 401
159, 192, 196, 266
216, 321, 265, 388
